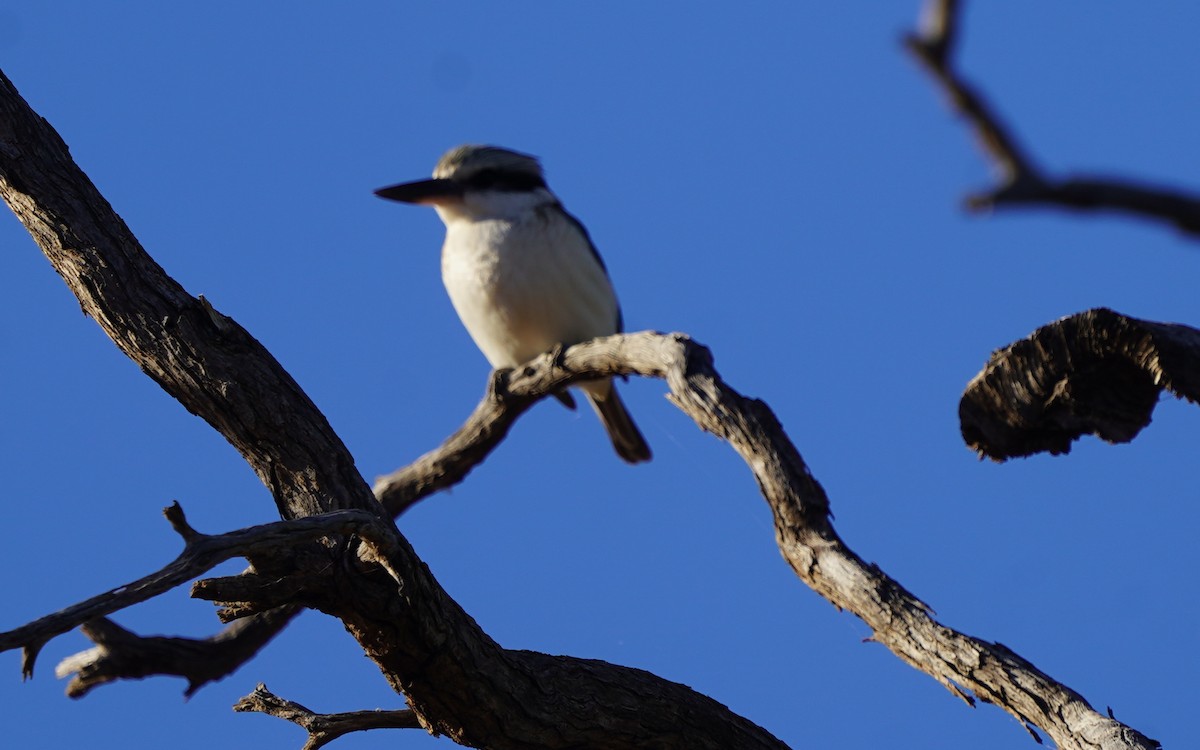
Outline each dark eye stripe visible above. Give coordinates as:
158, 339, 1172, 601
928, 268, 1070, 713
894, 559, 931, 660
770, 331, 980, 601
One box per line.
462, 168, 547, 192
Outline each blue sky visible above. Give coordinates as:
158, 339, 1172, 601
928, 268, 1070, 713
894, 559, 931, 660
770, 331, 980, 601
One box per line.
2, 3, 1197, 748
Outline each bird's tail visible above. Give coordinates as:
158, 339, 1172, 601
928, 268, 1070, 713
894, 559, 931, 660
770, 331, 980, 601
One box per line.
585, 381, 651, 464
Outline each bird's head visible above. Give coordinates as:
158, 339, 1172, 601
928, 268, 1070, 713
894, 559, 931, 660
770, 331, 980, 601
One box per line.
375, 144, 556, 222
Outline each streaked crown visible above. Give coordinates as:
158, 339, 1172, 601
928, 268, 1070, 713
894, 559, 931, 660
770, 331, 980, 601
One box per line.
433, 145, 548, 192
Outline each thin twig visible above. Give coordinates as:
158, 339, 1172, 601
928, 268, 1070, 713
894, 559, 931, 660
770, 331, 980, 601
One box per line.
235, 683, 420, 750
905, 0, 1200, 235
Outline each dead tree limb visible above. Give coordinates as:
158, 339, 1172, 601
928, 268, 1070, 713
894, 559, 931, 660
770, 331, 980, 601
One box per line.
0, 502, 371, 679
905, 0, 1200, 235
0, 65, 789, 750
54, 608, 301, 699
372, 369, 542, 517
460, 333, 1163, 750
0, 70, 370, 521
0, 66, 1161, 749
961, 307, 1200, 460
235, 683, 420, 750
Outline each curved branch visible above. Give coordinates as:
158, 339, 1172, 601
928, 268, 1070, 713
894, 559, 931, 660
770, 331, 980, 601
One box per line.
0, 68, 371, 521
372, 342, 646, 517
1, 65, 1161, 749
905, 0, 1200, 235
373, 369, 541, 516
397, 332, 1158, 750
961, 308, 1200, 460
1, 66, 789, 750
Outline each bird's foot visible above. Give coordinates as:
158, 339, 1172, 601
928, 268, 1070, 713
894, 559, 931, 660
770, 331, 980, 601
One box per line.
545, 343, 577, 409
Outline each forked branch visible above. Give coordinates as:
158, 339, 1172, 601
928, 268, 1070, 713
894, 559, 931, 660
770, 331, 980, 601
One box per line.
1, 65, 790, 750
377, 330, 1160, 750
1, 62, 1161, 749
235, 683, 420, 750
0, 503, 380, 679
54, 607, 301, 699
906, 0, 1200, 235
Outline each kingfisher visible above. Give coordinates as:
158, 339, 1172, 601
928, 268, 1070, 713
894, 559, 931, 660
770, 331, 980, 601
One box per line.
375, 145, 651, 463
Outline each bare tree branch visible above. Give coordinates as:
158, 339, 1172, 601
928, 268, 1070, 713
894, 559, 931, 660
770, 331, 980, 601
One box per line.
457, 333, 1162, 750
915, 0, 961, 65
0, 68, 373, 521
235, 683, 420, 750
55, 607, 300, 698
373, 369, 539, 516
372, 342, 639, 517
961, 308, 1200, 460
905, 0, 1200, 235
0, 503, 377, 679
1, 65, 790, 750
0, 64, 1161, 749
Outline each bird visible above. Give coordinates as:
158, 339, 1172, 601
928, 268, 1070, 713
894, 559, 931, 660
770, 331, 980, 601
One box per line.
375, 145, 651, 464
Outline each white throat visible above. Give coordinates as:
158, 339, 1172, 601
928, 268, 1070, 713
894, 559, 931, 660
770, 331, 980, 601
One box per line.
434, 187, 558, 225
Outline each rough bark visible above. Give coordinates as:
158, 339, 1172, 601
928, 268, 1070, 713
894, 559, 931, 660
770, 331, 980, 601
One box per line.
961, 308, 1200, 460
234, 683, 421, 750
3, 503, 368, 679
0, 62, 1162, 750
56, 608, 300, 698
0, 76, 368, 522
0, 66, 788, 750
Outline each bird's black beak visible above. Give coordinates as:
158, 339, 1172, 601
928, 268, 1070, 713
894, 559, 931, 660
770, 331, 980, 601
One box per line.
374, 178, 463, 205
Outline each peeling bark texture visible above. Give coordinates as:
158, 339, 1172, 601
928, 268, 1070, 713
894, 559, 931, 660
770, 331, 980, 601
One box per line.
0, 65, 1163, 750
906, 0, 1200, 236
961, 308, 1200, 460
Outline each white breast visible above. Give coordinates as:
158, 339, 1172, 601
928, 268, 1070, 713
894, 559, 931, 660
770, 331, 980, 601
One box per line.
440, 204, 620, 369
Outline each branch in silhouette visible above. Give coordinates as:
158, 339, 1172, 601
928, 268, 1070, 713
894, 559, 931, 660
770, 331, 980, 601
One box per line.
1, 62, 1161, 749
961, 308, 1200, 460
235, 683, 420, 750
0, 502, 379, 679
1, 66, 791, 750
379, 330, 1160, 750
55, 607, 301, 698
905, 0, 1200, 235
